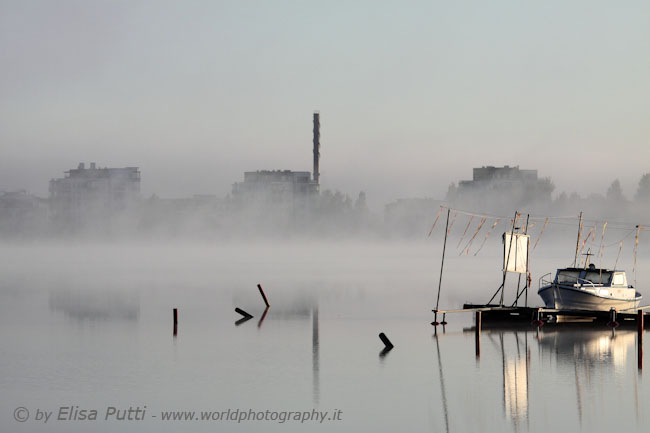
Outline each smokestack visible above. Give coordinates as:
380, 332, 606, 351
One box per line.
313, 112, 320, 184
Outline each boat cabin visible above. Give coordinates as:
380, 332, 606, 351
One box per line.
555, 265, 630, 288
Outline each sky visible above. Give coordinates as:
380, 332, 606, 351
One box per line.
1, 0, 649, 208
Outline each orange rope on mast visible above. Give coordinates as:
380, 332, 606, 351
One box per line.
578, 227, 595, 266
474, 218, 501, 256
461, 217, 487, 255
633, 225, 644, 277
614, 241, 624, 270
456, 215, 475, 248
447, 211, 458, 235
532, 218, 549, 251
427, 207, 444, 237
598, 222, 608, 269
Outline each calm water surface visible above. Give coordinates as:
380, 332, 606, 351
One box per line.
1, 241, 648, 432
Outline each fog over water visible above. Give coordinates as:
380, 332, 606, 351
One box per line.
1, 239, 650, 432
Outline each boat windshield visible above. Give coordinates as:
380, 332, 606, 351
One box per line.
557, 270, 580, 283
583, 271, 611, 285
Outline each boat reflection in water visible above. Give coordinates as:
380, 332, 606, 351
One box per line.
458, 326, 640, 432
537, 327, 638, 426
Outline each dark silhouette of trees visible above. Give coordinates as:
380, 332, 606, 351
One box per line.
606, 179, 626, 203
635, 173, 650, 202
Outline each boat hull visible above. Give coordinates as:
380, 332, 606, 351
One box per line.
538, 285, 641, 311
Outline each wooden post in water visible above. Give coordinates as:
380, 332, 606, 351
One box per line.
257, 284, 270, 308
379, 332, 394, 350
235, 307, 253, 319
638, 310, 644, 370
475, 311, 481, 358
173, 308, 178, 336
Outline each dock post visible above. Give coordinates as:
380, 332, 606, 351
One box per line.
475, 311, 481, 358
608, 308, 619, 327
532, 308, 544, 327
173, 308, 178, 336
638, 310, 644, 370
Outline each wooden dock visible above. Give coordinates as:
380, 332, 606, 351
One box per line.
432, 304, 650, 327
434, 304, 647, 367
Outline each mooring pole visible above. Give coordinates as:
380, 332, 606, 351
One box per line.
638, 310, 644, 370
475, 311, 481, 358
433, 208, 451, 325
173, 308, 178, 336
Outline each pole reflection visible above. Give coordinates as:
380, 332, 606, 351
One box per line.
433, 331, 450, 433
312, 306, 320, 405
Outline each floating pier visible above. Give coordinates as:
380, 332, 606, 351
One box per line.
433, 304, 650, 327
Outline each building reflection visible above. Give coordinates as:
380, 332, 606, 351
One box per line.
48, 289, 139, 321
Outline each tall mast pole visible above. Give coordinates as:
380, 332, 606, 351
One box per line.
524, 214, 530, 307
573, 211, 583, 267
487, 210, 519, 306
433, 208, 451, 325
500, 211, 519, 306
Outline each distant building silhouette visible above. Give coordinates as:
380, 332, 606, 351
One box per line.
49, 162, 141, 227
0, 190, 47, 235
232, 170, 318, 205
450, 165, 553, 212
458, 165, 538, 191
231, 112, 321, 209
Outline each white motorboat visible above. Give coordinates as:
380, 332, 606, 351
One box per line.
538, 264, 641, 311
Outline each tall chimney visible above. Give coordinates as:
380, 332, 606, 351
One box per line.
313, 112, 320, 184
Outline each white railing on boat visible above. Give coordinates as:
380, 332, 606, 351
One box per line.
538, 273, 552, 290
